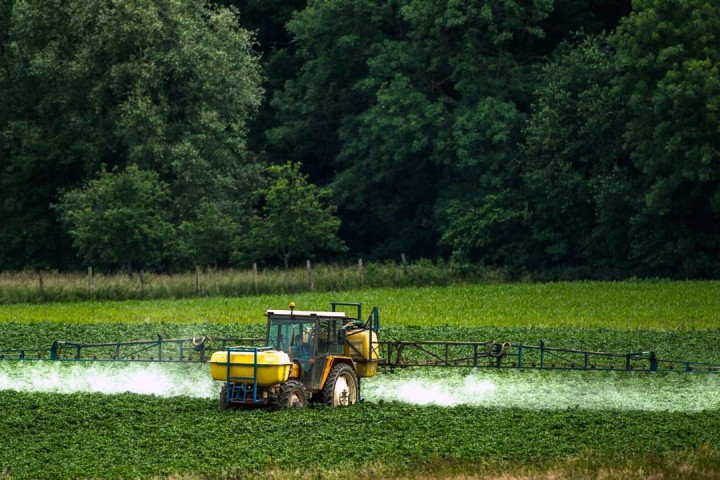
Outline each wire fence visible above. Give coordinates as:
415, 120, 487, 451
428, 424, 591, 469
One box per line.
0, 260, 507, 303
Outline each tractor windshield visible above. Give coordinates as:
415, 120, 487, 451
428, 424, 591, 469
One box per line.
267, 319, 316, 357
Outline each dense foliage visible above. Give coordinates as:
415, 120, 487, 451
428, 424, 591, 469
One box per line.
244, 162, 347, 268
57, 166, 175, 271
1, 0, 719, 277
0, 0, 262, 270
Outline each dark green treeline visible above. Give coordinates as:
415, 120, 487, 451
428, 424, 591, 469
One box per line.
1, 0, 718, 278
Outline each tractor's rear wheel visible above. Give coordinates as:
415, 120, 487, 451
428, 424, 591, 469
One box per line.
322, 363, 359, 407
273, 380, 308, 410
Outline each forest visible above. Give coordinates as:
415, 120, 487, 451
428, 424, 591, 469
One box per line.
0, 0, 718, 278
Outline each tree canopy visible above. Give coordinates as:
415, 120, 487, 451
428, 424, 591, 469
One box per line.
615, 0, 720, 276
2, 0, 719, 278
57, 165, 174, 271
0, 0, 262, 269
245, 162, 347, 268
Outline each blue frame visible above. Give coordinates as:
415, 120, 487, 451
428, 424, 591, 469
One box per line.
223, 346, 272, 405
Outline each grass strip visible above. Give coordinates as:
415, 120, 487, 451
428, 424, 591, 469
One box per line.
1, 281, 719, 330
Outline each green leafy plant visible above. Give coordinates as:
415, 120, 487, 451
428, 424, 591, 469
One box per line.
2, 280, 719, 330
0, 391, 718, 479
244, 162, 347, 268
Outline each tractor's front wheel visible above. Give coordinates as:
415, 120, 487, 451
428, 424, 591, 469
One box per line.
273, 380, 308, 410
322, 363, 359, 407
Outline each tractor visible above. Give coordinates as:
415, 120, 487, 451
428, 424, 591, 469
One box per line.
209, 302, 380, 409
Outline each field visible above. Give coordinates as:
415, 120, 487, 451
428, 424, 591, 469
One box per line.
2, 280, 719, 328
1, 281, 720, 479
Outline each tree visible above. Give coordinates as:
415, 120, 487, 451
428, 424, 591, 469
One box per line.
406, 0, 553, 266
266, 0, 392, 186
219, 0, 305, 155
521, 35, 635, 274
0, 0, 262, 269
272, 0, 554, 260
177, 201, 240, 268
441, 191, 531, 268
334, 73, 446, 258
246, 162, 347, 268
614, 0, 720, 276
57, 165, 174, 272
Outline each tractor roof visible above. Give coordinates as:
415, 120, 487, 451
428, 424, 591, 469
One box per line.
266, 310, 348, 318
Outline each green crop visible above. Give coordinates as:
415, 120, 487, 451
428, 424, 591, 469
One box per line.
0, 391, 718, 479
1, 280, 719, 330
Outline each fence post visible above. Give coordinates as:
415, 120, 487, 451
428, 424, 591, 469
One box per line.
140, 270, 145, 297
36, 270, 45, 300
358, 258, 364, 285
195, 265, 200, 296
401, 253, 407, 276
253, 263, 258, 294
307, 259, 314, 291
87, 266, 93, 291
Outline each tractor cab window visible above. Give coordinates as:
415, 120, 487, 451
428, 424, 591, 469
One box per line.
267, 319, 316, 358
318, 318, 345, 355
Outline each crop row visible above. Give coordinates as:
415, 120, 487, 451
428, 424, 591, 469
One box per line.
0, 390, 719, 479
1, 281, 720, 329
2, 360, 718, 412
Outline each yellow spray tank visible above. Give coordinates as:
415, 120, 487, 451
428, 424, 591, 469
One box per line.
209, 349, 292, 387
344, 327, 379, 377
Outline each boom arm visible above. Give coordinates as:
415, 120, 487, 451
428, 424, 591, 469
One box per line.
1, 336, 719, 373
378, 340, 720, 373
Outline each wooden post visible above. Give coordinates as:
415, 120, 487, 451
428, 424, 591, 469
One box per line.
401, 253, 407, 275
87, 266, 93, 290
252, 263, 258, 294
358, 258, 364, 285
195, 265, 200, 296
140, 270, 145, 297
36, 270, 44, 299
306, 259, 314, 291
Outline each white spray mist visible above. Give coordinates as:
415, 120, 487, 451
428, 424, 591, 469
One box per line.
362, 370, 720, 412
2, 363, 718, 412
0, 362, 218, 398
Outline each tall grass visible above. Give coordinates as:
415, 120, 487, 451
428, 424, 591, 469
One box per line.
0, 261, 507, 304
